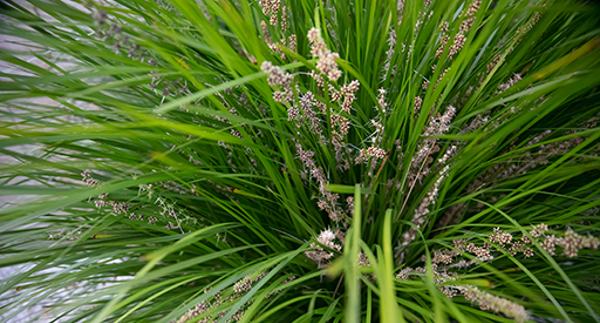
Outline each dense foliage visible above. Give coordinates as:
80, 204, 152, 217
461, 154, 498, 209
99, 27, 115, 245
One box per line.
1, 0, 600, 322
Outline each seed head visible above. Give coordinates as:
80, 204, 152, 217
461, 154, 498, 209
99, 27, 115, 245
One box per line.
92, 10, 107, 25
307, 27, 320, 43
541, 235, 556, 255
233, 274, 252, 293
288, 34, 297, 52
499, 232, 513, 244
86, 178, 99, 187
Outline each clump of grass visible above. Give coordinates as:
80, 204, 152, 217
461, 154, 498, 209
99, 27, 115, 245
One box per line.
1, 0, 600, 322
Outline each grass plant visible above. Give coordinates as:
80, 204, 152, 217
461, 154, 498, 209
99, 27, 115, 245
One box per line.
1, 0, 600, 322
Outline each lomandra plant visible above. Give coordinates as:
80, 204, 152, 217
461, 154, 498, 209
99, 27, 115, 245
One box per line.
1, 0, 600, 322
